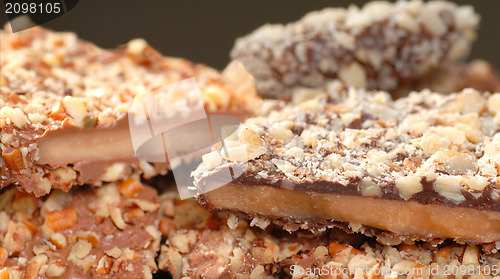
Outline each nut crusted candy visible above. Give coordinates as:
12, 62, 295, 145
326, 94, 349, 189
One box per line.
194, 85, 500, 244
231, 0, 479, 98
0, 26, 260, 196
0, 177, 161, 278
158, 193, 500, 279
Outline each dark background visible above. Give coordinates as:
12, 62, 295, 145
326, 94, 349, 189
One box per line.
1, 0, 499, 70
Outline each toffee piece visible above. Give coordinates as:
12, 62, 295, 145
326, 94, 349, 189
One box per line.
0, 26, 260, 196
231, 0, 479, 98
194, 84, 500, 245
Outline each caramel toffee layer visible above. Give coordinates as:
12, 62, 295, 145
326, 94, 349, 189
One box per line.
0, 177, 161, 278
158, 192, 500, 279
0, 26, 260, 196
231, 0, 479, 98
198, 181, 500, 244
194, 86, 500, 244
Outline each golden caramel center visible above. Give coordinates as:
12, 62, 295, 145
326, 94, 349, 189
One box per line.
38, 125, 135, 166
204, 183, 500, 243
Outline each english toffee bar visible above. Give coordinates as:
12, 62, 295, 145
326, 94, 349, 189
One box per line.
195, 84, 500, 245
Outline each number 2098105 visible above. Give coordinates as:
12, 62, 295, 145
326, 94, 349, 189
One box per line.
5, 2, 62, 14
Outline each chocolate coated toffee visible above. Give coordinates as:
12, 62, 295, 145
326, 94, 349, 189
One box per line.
194, 83, 500, 245
0, 26, 260, 196
231, 0, 479, 98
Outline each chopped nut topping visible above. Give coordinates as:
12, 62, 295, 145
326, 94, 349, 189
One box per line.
123, 208, 146, 224
170, 230, 198, 253
93, 184, 120, 220
49, 101, 69, 121
251, 239, 279, 264
421, 7, 447, 36
48, 167, 77, 189
96, 255, 114, 275
73, 255, 96, 273
0, 248, 6, 268
61, 96, 89, 128
434, 176, 465, 203
4, 221, 31, 255
359, 177, 382, 197
32, 244, 53, 256
159, 220, 174, 236
463, 176, 489, 192
432, 150, 477, 176
462, 246, 479, 265
0, 107, 30, 129
119, 177, 144, 198
338, 62, 367, 89
455, 89, 486, 114
162, 199, 175, 218
222, 127, 267, 162
105, 247, 123, 259
0, 268, 10, 279
101, 163, 127, 183
268, 125, 293, 141
420, 132, 450, 157
46, 260, 67, 277
127, 199, 159, 212
75, 231, 100, 247
395, 175, 422, 200
110, 207, 127, 230
67, 240, 92, 261
24, 254, 48, 279
49, 233, 67, 249
487, 94, 500, 115
2, 149, 25, 173
44, 209, 76, 232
